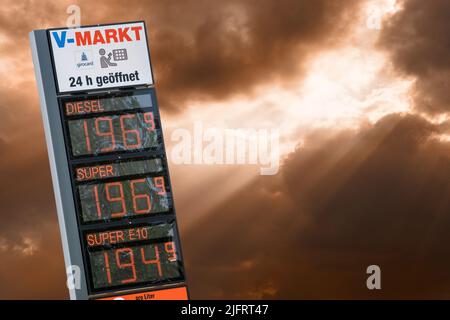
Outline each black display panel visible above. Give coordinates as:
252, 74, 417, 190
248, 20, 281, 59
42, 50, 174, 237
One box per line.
59, 89, 187, 297
78, 175, 170, 223
90, 242, 181, 289
68, 112, 159, 157
85, 222, 183, 290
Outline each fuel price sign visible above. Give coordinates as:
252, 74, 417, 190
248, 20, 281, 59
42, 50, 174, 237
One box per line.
30, 22, 188, 300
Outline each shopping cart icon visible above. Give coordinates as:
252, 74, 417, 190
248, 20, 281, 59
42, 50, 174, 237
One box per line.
113, 49, 128, 61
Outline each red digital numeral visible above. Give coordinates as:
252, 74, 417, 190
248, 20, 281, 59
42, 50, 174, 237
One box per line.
154, 176, 166, 195
120, 114, 141, 148
93, 185, 102, 218
115, 248, 137, 284
95, 117, 116, 152
83, 120, 92, 153
105, 182, 126, 218
104, 252, 112, 284
144, 112, 155, 131
130, 179, 151, 214
141, 245, 162, 277
165, 242, 177, 262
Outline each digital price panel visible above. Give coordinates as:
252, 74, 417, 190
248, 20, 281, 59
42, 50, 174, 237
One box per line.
59, 89, 188, 298
64, 92, 161, 157
75, 159, 171, 223
85, 221, 183, 290
30, 22, 188, 300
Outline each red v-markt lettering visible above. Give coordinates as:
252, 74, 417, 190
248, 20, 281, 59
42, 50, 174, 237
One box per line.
75, 26, 143, 46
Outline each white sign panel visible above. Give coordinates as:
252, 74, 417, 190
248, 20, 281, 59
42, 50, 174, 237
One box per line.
49, 22, 153, 93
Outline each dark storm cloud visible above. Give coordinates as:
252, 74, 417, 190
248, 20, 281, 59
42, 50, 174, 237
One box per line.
0, 0, 365, 299
149, 0, 362, 110
0, 1, 63, 74
0, 110, 67, 299
378, 0, 450, 114
0, 1, 60, 35
0, 2, 68, 299
0, 0, 363, 112
0, 222, 67, 299
184, 113, 450, 299
0, 138, 55, 238
0, 81, 41, 137
0, 80, 54, 238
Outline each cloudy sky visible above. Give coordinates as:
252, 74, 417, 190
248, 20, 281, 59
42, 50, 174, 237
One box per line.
0, 0, 449, 299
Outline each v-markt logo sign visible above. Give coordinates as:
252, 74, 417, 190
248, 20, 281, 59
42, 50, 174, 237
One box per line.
51, 25, 144, 49
49, 22, 154, 93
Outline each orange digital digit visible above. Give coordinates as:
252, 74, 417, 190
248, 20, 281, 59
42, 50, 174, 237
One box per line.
154, 176, 166, 195
165, 242, 177, 262
115, 248, 137, 284
95, 116, 115, 152
141, 245, 162, 277
93, 185, 103, 218
144, 112, 155, 131
130, 179, 151, 214
83, 120, 92, 153
104, 252, 112, 284
120, 114, 141, 149
105, 182, 126, 218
